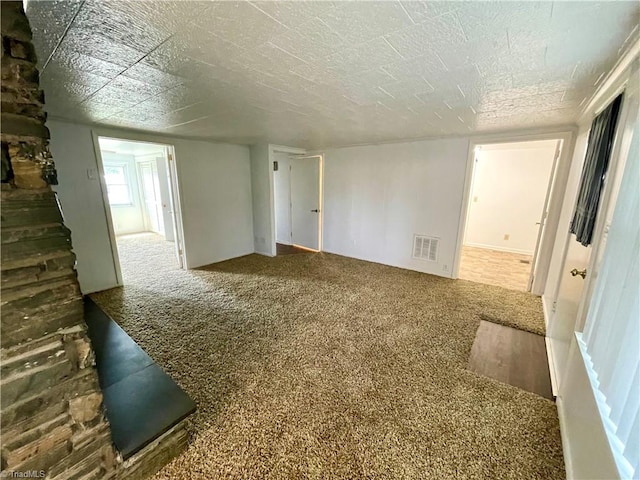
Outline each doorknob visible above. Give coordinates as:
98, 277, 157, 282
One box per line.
311, 209, 319, 213
570, 268, 587, 279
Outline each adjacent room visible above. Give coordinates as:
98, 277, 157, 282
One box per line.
273, 151, 323, 255
458, 140, 560, 291
3, 1, 639, 480
97, 137, 185, 284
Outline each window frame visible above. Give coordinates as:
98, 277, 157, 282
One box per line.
103, 162, 134, 207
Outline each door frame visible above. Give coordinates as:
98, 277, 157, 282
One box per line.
527, 139, 563, 291
268, 144, 308, 256
289, 154, 324, 252
91, 133, 187, 285
453, 130, 576, 295
272, 151, 294, 246
165, 146, 186, 269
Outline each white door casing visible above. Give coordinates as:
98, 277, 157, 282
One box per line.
166, 149, 185, 269
529, 140, 563, 292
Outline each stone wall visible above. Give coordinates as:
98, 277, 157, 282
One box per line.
1, 2, 118, 478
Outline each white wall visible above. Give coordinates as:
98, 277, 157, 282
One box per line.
273, 152, 292, 245
102, 152, 146, 236
250, 143, 274, 255
322, 138, 470, 277
49, 119, 254, 293
50, 121, 119, 293
464, 141, 557, 255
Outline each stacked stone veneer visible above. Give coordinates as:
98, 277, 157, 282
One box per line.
1, 2, 118, 478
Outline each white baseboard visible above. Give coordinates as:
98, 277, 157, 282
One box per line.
463, 241, 534, 256
542, 295, 552, 328
545, 336, 559, 398
542, 296, 559, 397
555, 396, 574, 480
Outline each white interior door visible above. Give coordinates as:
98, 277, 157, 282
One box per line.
138, 161, 164, 235
156, 156, 175, 242
290, 155, 321, 251
547, 238, 590, 388
548, 84, 637, 390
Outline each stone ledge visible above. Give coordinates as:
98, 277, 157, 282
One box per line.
1, 274, 80, 304
117, 419, 190, 480
0, 113, 49, 139
0, 249, 74, 272
1, 252, 76, 290
1, 368, 100, 430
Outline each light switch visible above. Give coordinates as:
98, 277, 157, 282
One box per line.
87, 168, 98, 180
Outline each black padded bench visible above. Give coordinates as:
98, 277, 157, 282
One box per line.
84, 297, 196, 460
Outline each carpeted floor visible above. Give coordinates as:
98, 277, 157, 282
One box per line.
92, 233, 562, 479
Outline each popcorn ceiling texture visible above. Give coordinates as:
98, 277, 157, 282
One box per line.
26, 1, 640, 148
92, 234, 560, 479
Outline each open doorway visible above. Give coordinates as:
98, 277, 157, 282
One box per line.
96, 136, 185, 285
458, 139, 562, 292
273, 152, 323, 256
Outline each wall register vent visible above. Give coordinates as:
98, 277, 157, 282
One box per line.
413, 235, 439, 262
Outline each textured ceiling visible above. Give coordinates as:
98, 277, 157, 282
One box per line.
98, 137, 166, 156
27, 1, 639, 149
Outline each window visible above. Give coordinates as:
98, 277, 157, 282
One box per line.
104, 164, 132, 206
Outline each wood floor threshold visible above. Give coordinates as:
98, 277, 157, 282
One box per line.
276, 243, 310, 256
468, 320, 554, 400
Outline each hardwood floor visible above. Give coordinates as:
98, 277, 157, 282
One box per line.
468, 320, 553, 400
458, 246, 533, 292
276, 243, 309, 255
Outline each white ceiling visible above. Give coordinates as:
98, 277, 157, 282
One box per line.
479, 139, 559, 152
27, 1, 639, 149
98, 137, 166, 156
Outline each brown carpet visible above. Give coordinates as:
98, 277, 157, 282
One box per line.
92, 234, 562, 479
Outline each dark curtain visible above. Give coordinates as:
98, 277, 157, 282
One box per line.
570, 93, 624, 246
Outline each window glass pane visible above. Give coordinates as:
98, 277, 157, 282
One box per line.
107, 184, 131, 205
104, 165, 126, 185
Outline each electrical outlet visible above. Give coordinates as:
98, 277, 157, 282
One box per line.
504, 234, 510, 240
443, 264, 449, 272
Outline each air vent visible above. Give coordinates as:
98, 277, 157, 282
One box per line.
413, 235, 439, 262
